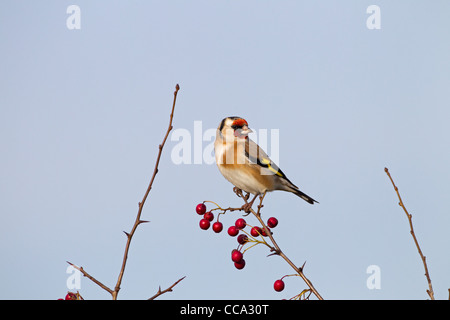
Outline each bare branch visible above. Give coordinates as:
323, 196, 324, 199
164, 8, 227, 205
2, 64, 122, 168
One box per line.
66, 261, 113, 295
384, 167, 435, 300
113, 84, 181, 299
67, 84, 182, 300
148, 276, 186, 300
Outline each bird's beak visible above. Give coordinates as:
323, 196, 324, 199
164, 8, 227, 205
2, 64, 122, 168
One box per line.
233, 125, 253, 139
240, 126, 253, 135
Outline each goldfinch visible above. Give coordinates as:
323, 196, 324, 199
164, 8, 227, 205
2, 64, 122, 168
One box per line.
214, 116, 318, 208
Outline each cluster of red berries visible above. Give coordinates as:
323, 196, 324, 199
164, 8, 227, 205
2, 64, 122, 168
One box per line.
196, 203, 291, 294
195, 203, 279, 273
196, 203, 224, 233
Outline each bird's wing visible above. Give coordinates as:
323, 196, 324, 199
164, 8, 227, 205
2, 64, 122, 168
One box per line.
244, 139, 296, 186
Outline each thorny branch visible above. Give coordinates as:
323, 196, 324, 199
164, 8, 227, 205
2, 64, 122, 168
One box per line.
66, 261, 113, 295
67, 84, 184, 300
148, 276, 186, 300
113, 84, 181, 300
233, 188, 324, 300
384, 167, 435, 300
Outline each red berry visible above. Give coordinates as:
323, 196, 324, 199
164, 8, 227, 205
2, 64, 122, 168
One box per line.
237, 234, 248, 244
235, 218, 246, 229
267, 217, 278, 228
261, 227, 271, 237
231, 249, 243, 263
65, 292, 77, 300
273, 279, 285, 292
199, 218, 210, 230
196, 203, 207, 215
234, 259, 246, 270
228, 226, 239, 237
212, 222, 223, 233
250, 226, 262, 237
203, 211, 214, 221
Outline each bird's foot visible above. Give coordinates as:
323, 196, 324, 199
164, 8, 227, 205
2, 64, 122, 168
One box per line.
241, 202, 253, 215
233, 187, 243, 198
233, 188, 250, 200
241, 193, 259, 215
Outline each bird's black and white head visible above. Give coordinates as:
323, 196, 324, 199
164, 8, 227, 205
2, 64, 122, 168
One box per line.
217, 116, 253, 142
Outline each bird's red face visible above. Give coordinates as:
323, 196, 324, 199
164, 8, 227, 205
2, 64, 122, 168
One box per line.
231, 118, 252, 139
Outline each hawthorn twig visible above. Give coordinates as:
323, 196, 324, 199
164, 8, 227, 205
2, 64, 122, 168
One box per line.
384, 167, 435, 300
113, 84, 181, 300
68, 84, 182, 300
66, 261, 113, 295
253, 199, 323, 300
148, 276, 186, 300
234, 188, 323, 300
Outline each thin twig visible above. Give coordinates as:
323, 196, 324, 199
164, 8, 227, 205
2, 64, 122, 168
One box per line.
234, 188, 323, 300
112, 84, 181, 300
67, 85, 182, 300
66, 261, 113, 295
148, 276, 186, 300
384, 167, 435, 300
252, 201, 323, 300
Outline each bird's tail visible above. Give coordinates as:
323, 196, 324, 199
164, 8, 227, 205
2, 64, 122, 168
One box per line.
293, 189, 318, 205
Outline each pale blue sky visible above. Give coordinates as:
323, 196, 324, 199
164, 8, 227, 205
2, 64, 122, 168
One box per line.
1, 1, 450, 299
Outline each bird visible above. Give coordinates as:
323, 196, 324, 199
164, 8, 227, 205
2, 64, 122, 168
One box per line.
214, 116, 318, 211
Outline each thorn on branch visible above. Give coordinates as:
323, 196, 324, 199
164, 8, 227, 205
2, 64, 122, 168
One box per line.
267, 247, 281, 257
267, 252, 280, 258
148, 276, 186, 300
300, 261, 307, 272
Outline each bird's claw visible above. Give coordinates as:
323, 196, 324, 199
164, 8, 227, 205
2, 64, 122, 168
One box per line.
241, 203, 253, 215
233, 187, 243, 198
